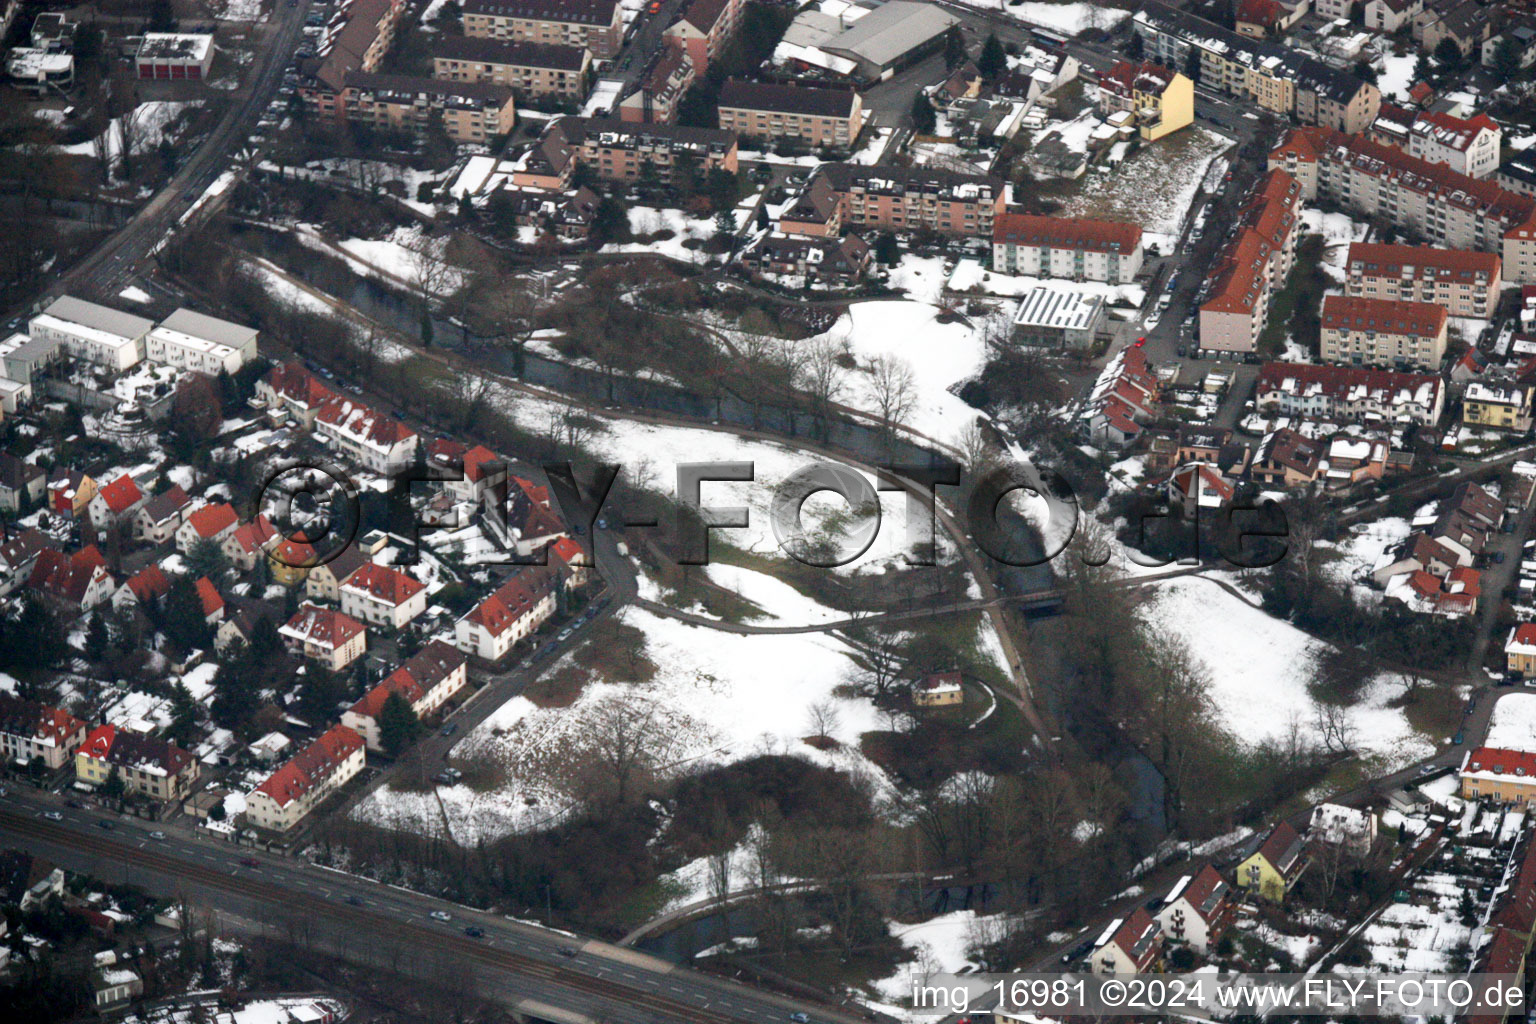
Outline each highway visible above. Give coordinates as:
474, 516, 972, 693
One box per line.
0, 789, 869, 1024
46, 0, 311, 305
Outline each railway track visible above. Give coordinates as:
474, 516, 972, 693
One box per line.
0, 810, 749, 1024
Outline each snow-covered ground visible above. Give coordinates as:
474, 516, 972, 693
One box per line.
606, 206, 742, 262
354, 604, 928, 842
1485, 692, 1536, 752
948, 0, 1128, 34
216, 0, 264, 20
1316, 515, 1410, 604
1140, 576, 1434, 767
55, 101, 202, 166
337, 225, 467, 295
870, 909, 1008, 1011
1376, 53, 1417, 102
949, 259, 1145, 307
1056, 128, 1231, 252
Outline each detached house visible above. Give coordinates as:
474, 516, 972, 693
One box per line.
280, 604, 367, 671
134, 485, 190, 544
1237, 822, 1309, 901
113, 565, 173, 613
1154, 864, 1234, 954
0, 453, 43, 513
88, 474, 145, 530
75, 724, 198, 803
455, 566, 557, 661
176, 503, 239, 554
223, 515, 280, 572
1089, 908, 1164, 975
256, 363, 336, 428
315, 398, 419, 476
0, 529, 50, 598
339, 562, 428, 630
1460, 746, 1536, 805
1508, 623, 1536, 677
342, 641, 468, 751
244, 724, 366, 832
28, 546, 115, 615
47, 468, 96, 518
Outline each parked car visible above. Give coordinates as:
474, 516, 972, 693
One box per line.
441, 723, 458, 737
240, 857, 260, 868
345, 896, 364, 906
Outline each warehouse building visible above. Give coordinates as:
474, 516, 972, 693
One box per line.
816, 1, 959, 82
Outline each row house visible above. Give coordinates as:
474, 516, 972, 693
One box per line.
1464, 382, 1535, 432
1462, 747, 1536, 805
1250, 427, 1323, 487
339, 72, 517, 144
298, 0, 406, 117
1095, 60, 1194, 142
810, 162, 1005, 239
663, 0, 745, 74
715, 79, 863, 150
280, 604, 367, 672
776, 176, 843, 238
512, 117, 739, 189
1390, 563, 1482, 614
0, 694, 86, 770
75, 725, 198, 803
224, 514, 281, 572
1084, 345, 1160, 447
1154, 864, 1234, 955
455, 566, 557, 662
146, 308, 259, 375
1345, 242, 1500, 317
431, 36, 590, 100
1198, 169, 1303, 355
1236, 822, 1308, 902
1373, 530, 1460, 587
1254, 362, 1444, 425
617, 47, 695, 125
339, 562, 428, 631
29, 296, 149, 372
1133, 2, 1380, 133
461, 0, 624, 60
1268, 128, 1536, 283
1319, 294, 1448, 370
314, 397, 419, 477
993, 213, 1143, 284
134, 485, 190, 544
342, 641, 468, 751
245, 724, 366, 832
176, 502, 239, 554
1089, 908, 1164, 975
28, 546, 115, 616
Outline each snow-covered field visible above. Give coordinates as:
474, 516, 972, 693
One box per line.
1139, 576, 1434, 767
1375, 53, 1417, 102
1317, 515, 1411, 603
1057, 128, 1231, 251
949, 259, 1146, 307
55, 101, 201, 165
354, 604, 918, 842
949, 0, 1129, 34
1485, 692, 1536, 752
337, 225, 467, 295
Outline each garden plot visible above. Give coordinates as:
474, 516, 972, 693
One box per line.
1055, 128, 1231, 251
353, 605, 909, 843
1139, 576, 1433, 768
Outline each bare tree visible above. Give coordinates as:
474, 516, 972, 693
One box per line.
403, 232, 452, 340
807, 699, 841, 742
868, 353, 917, 440
843, 624, 904, 696
448, 371, 495, 432
477, 278, 540, 375
797, 337, 847, 440
1314, 699, 1357, 755
571, 693, 681, 805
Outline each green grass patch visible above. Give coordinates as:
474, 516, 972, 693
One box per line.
1259, 234, 1328, 356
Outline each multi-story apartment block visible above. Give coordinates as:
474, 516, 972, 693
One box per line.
992, 214, 1144, 284
343, 641, 468, 751
299, 0, 406, 115
1319, 295, 1448, 370
512, 116, 738, 187
1405, 110, 1501, 180
716, 79, 863, 149
455, 566, 558, 661
314, 397, 419, 476
1344, 243, 1500, 317
809, 162, 1005, 239
663, 0, 745, 74
0, 694, 85, 770
1134, 2, 1380, 133
146, 308, 259, 375
1463, 383, 1534, 432
29, 296, 150, 372
432, 36, 589, 100
1255, 362, 1444, 425
617, 47, 694, 124
1198, 169, 1304, 354
1095, 60, 1193, 142
245, 725, 366, 832
338, 72, 516, 143
1415, 0, 1493, 58
75, 725, 198, 803
1269, 128, 1536, 283
280, 604, 368, 672
461, 0, 623, 60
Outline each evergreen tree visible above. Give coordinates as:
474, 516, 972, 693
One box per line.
167, 683, 198, 747
756, 204, 769, 231
378, 691, 421, 758
977, 33, 1007, 80
163, 576, 212, 652
299, 668, 346, 722
85, 613, 109, 662
874, 232, 901, 266
210, 642, 260, 730
591, 196, 630, 245
1491, 35, 1525, 84
100, 766, 126, 803
1433, 37, 1466, 76
186, 538, 229, 582
943, 27, 967, 71
910, 92, 937, 135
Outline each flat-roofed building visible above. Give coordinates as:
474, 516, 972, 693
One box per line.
147, 308, 259, 374
462, 0, 623, 59
716, 78, 863, 149
813, 162, 1005, 238
1011, 285, 1106, 349
431, 36, 589, 99
29, 297, 151, 371
341, 72, 516, 143
1344, 243, 1500, 317
1320, 295, 1448, 370
817, 1, 959, 82
135, 33, 214, 80
993, 213, 1143, 284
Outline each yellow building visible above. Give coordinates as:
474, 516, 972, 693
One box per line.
1463, 383, 1534, 432
1236, 822, 1307, 902
76, 724, 198, 803
913, 672, 965, 708
1508, 625, 1536, 677
1461, 747, 1536, 805
1097, 61, 1193, 142
268, 536, 317, 588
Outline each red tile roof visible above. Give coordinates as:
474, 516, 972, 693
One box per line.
185, 503, 238, 540
195, 577, 224, 618
1321, 295, 1447, 337
463, 566, 557, 638
229, 515, 278, 555
95, 474, 143, 515
1463, 746, 1536, 778
253, 724, 364, 809
342, 562, 425, 607
124, 566, 172, 603
280, 604, 365, 651
349, 640, 464, 719
265, 362, 335, 409
80, 723, 194, 779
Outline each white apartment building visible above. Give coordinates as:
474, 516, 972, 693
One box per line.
244, 725, 366, 832
342, 641, 467, 751
29, 296, 150, 371
454, 566, 557, 662
147, 308, 259, 375
992, 213, 1144, 284
315, 399, 419, 476
339, 562, 428, 630
1407, 110, 1501, 180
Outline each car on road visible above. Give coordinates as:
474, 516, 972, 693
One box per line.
65, 799, 84, 809
790, 1015, 810, 1023
149, 831, 166, 841
441, 723, 458, 737
558, 945, 579, 957
430, 910, 452, 922
345, 896, 364, 906
557, 628, 574, 641
1060, 939, 1093, 964
1176, 346, 1186, 357
240, 857, 260, 868
1418, 764, 1439, 775
97, 820, 115, 830
464, 926, 484, 938
43, 811, 62, 821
